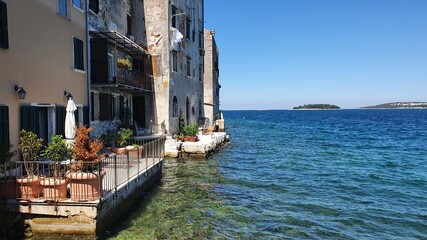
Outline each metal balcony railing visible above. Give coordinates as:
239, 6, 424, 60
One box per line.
0, 136, 165, 203
115, 67, 153, 91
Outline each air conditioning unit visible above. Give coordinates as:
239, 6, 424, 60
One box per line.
128, 35, 135, 42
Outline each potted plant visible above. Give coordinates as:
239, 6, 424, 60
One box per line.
66, 125, 105, 202
181, 124, 199, 142
117, 58, 132, 70
111, 128, 133, 155
0, 144, 17, 199
17, 130, 43, 200
40, 135, 68, 201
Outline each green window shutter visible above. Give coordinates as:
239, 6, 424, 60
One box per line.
0, 1, 9, 49
56, 106, 66, 137
83, 106, 89, 126
0, 106, 9, 145
73, 37, 84, 70
99, 93, 111, 121
21, 106, 38, 135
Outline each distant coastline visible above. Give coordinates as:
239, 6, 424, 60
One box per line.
293, 104, 340, 110
362, 102, 427, 109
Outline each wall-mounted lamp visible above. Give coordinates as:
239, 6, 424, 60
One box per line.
14, 85, 27, 100
64, 91, 73, 100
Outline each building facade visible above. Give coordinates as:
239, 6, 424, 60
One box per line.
144, 0, 205, 134
0, 0, 88, 155
88, 0, 154, 136
203, 29, 220, 125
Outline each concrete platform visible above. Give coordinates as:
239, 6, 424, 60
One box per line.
165, 132, 229, 158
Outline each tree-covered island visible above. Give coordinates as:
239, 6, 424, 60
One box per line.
293, 104, 340, 110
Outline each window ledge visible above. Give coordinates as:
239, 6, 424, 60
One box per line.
73, 5, 85, 14
74, 68, 86, 74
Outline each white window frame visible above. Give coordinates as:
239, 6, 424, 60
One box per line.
58, 0, 69, 18
30, 103, 57, 143
72, 0, 84, 11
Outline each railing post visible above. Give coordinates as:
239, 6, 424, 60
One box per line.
98, 160, 102, 200
114, 155, 118, 194
137, 146, 140, 181
126, 151, 130, 189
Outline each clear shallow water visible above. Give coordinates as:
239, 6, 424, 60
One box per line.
108, 109, 427, 239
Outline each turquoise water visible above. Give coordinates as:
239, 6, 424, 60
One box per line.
109, 109, 427, 239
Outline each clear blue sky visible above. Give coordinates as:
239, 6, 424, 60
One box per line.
204, 0, 427, 110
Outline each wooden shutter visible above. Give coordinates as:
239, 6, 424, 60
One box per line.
21, 106, 38, 135
73, 37, 84, 70
90, 38, 108, 83
0, 106, 9, 145
119, 95, 124, 121
83, 106, 89, 126
99, 93, 111, 121
56, 106, 66, 137
0, 1, 8, 49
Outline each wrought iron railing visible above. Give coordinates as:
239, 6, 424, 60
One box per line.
115, 67, 153, 91
0, 136, 165, 203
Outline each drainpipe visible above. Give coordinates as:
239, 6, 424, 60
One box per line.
86, 0, 91, 127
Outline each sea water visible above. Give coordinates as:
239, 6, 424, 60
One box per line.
108, 109, 427, 239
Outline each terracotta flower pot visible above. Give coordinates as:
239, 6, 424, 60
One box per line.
183, 136, 198, 142
66, 170, 106, 202
128, 146, 143, 159
111, 147, 128, 155
16, 177, 41, 200
40, 178, 68, 201
0, 179, 17, 199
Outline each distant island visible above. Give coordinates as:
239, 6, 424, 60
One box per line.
293, 104, 340, 110
362, 102, 427, 109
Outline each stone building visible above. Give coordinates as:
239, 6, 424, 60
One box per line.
203, 29, 220, 125
144, 0, 205, 134
88, 0, 154, 136
0, 0, 88, 154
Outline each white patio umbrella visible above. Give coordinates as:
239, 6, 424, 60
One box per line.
65, 99, 77, 148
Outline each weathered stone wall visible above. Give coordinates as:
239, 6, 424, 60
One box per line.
145, 0, 205, 134
204, 29, 220, 125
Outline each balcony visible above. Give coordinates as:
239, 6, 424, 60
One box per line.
90, 31, 153, 93
115, 67, 153, 92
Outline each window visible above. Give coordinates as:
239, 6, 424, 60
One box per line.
186, 18, 191, 41
0, 1, 8, 49
127, 14, 132, 36
89, 0, 99, 13
58, 0, 68, 17
198, 1, 203, 20
73, 37, 84, 71
108, 53, 115, 81
199, 65, 203, 82
199, 31, 203, 49
73, 0, 83, 10
171, 6, 177, 28
186, 56, 191, 77
172, 51, 177, 72
172, 96, 178, 117
21, 105, 56, 145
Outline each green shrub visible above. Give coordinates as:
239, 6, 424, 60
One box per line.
182, 124, 199, 137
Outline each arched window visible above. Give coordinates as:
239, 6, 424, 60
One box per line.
173, 96, 178, 117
